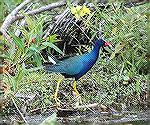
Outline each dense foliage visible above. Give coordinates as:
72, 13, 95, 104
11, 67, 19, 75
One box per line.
0, 1, 149, 118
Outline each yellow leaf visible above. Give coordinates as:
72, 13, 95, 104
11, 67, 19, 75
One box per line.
81, 6, 91, 15
70, 5, 91, 20
70, 7, 76, 14
76, 6, 82, 11
70, 6, 82, 15
74, 14, 80, 20
112, 27, 117, 34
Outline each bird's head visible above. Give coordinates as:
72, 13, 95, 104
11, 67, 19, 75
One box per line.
94, 39, 112, 48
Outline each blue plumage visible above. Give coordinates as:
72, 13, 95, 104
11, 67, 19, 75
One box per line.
44, 39, 110, 80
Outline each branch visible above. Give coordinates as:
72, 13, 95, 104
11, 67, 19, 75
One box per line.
0, 0, 66, 39
43, 8, 70, 39
26, 1, 66, 16
43, 0, 80, 39
0, 0, 32, 39
11, 97, 29, 124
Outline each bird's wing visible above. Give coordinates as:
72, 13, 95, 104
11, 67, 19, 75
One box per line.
44, 55, 84, 75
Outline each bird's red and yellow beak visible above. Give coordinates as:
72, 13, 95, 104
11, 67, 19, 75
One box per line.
104, 42, 111, 47
104, 42, 114, 51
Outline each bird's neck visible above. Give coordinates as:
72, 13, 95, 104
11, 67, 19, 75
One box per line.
91, 45, 101, 58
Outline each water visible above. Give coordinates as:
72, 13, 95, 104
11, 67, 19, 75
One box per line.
1, 111, 150, 125
58, 120, 150, 125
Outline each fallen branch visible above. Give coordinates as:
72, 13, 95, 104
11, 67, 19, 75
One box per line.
0, 0, 32, 39
43, 0, 80, 39
26, 1, 66, 16
1, 0, 66, 39
43, 8, 70, 39
74, 103, 99, 109
15, 3, 34, 37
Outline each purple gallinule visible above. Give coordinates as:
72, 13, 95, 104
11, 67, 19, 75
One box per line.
44, 39, 112, 106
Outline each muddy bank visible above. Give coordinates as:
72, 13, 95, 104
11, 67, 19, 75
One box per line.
1, 107, 150, 125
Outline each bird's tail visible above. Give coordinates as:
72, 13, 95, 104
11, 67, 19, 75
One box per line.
43, 62, 63, 73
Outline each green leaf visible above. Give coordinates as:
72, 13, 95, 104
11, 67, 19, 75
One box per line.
24, 13, 34, 30
29, 45, 40, 53
7, 74, 16, 91
15, 68, 24, 84
42, 42, 63, 54
39, 113, 57, 125
123, 75, 130, 81
25, 66, 43, 72
135, 80, 141, 96
47, 34, 59, 43
33, 54, 42, 66
0, 1, 5, 22
109, 42, 125, 60
109, 52, 116, 60
24, 50, 34, 60
14, 0, 22, 5
10, 33, 25, 52
126, 60, 132, 66
38, 45, 47, 51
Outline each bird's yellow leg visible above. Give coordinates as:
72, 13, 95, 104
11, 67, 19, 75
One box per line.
73, 80, 82, 107
54, 77, 64, 106
73, 80, 80, 96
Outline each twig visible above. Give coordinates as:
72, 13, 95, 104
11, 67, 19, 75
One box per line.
30, 105, 57, 113
15, 3, 34, 37
74, 103, 99, 109
43, 0, 81, 39
11, 97, 29, 125
98, 20, 105, 39
1, 0, 66, 39
26, 1, 66, 16
0, 0, 32, 39
43, 8, 70, 39
73, 22, 90, 40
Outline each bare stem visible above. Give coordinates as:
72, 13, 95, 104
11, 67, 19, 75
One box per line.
11, 97, 29, 124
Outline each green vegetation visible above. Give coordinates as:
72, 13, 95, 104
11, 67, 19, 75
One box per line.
0, 1, 149, 123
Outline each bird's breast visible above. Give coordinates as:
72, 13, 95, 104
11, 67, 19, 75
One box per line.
75, 56, 97, 80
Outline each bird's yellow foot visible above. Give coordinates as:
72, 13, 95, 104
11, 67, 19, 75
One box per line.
73, 80, 82, 107
74, 95, 82, 108
53, 77, 64, 107
54, 92, 61, 107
